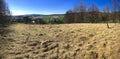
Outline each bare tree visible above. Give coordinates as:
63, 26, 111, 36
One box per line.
88, 4, 99, 23
73, 5, 80, 13
64, 0, 120, 23
78, 3, 86, 23
103, 6, 110, 28
0, 0, 11, 27
118, 3, 120, 22
79, 3, 86, 12
64, 10, 74, 23
72, 2, 86, 23
73, 2, 86, 13
112, 0, 119, 24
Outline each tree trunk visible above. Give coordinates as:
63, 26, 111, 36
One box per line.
106, 22, 110, 29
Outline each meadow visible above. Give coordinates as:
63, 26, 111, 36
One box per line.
0, 23, 120, 59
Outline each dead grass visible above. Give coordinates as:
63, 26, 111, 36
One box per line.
0, 23, 120, 59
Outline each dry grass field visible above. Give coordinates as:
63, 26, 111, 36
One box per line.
0, 23, 120, 59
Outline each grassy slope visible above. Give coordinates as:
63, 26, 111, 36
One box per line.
42, 15, 64, 23
0, 23, 120, 59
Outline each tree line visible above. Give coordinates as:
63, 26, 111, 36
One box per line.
0, 0, 120, 26
64, 0, 120, 23
13, 16, 63, 24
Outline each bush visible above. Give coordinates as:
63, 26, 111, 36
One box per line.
49, 18, 63, 24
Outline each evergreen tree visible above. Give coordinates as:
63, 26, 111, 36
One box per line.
0, 0, 11, 26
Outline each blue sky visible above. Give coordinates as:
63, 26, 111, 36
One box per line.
5, 0, 117, 15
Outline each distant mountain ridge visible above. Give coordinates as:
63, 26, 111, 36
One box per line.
13, 14, 65, 17
12, 14, 65, 21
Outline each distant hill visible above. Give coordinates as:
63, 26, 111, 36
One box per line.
12, 14, 65, 22
13, 14, 64, 17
